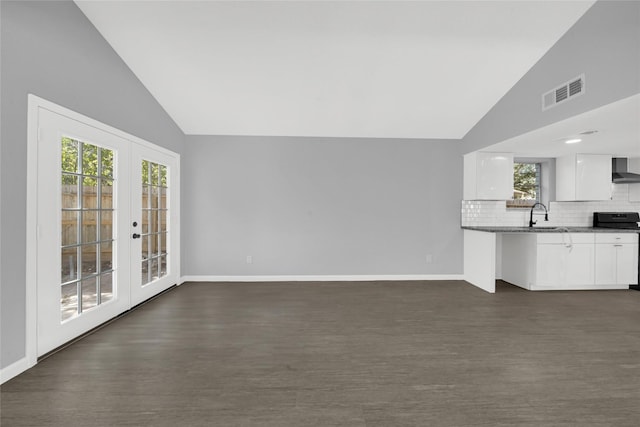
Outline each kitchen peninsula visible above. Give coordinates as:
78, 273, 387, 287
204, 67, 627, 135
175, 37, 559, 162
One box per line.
463, 226, 639, 293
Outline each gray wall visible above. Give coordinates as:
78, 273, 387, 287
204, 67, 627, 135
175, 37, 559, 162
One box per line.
0, 1, 184, 369
183, 136, 463, 277
462, 0, 640, 153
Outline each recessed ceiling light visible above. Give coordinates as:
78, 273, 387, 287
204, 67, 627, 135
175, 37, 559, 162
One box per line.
565, 138, 582, 144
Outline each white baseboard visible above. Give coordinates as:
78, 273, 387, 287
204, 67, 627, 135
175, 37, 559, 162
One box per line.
1, 356, 34, 385
181, 274, 464, 283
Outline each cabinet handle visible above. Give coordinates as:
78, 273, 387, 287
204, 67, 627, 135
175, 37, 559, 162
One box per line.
613, 244, 623, 247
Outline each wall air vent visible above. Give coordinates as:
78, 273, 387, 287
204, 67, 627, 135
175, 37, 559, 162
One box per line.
568, 78, 583, 96
542, 74, 585, 111
555, 85, 568, 102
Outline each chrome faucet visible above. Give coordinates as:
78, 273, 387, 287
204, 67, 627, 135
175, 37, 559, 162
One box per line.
529, 202, 548, 227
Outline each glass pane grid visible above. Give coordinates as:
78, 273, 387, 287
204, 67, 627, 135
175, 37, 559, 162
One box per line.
60, 138, 115, 321
61, 268, 115, 285
62, 238, 114, 249
140, 159, 168, 287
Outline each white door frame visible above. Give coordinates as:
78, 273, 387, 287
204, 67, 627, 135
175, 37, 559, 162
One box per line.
25, 94, 180, 368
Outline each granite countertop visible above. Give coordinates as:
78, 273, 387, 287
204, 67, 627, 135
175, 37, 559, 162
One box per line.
461, 226, 640, 233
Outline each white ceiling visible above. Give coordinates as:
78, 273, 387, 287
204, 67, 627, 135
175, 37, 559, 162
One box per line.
75, 0, 595, 139
483, 94, 640, 158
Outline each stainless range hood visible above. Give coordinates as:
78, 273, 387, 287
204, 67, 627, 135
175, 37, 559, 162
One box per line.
612, 158, 640, 184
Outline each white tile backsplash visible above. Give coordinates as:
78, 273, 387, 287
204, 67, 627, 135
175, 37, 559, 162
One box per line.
461, 184, 640, 227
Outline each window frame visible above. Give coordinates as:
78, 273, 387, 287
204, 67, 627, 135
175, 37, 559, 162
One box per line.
507, 158, 554, 209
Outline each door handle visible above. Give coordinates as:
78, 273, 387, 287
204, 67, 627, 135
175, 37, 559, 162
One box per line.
132, 233, 141, 239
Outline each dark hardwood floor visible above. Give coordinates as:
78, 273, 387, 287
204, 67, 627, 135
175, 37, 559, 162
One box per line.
2, 280, 640, 426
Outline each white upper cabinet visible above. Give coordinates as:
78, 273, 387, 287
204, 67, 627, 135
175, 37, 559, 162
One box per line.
556, 154, 612, 201
463, 152, 514, 200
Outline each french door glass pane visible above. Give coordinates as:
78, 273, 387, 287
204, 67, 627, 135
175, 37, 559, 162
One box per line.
141, 210, 150, 234
159, 255, 167, 277
160, 211, 167, 232
141, 261, 150, 285
81, 211, 97, 243
101, 211, 113, 241
150, 258, 159, 282
102, 180, 113, 209
60, 137, 116, 321
61, 247, 78, 283
100, 241, 113, 271
61, 283, 77, 322
100, 272, 113, 303
61, 175, 79, 208
61, 138, 79, 173
61, 211, 79, 246
83, 177, 98, 208
82, 144, 98, 176
140, 159, 169, 287
80, 244, 98, 278
151, 186, 159, 209
160, 232, 167, 254
81, 277, 98, 311
151, 163, 159, 185
159, 187, 167, 209
159, 165, 167, 186
101, 148, 114, 178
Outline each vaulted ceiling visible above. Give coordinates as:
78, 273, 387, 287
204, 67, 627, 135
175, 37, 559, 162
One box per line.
75, 0, 595, 139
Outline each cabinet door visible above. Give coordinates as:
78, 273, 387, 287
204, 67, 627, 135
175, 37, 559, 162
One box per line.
556, 154, 611, 201
565, 244, 595, 285
596, 243, 638, 285
536, 244, 568, 286
476, 153, 513, 200
464, 152, 513, 200
617, 244, 638, 285
595, 244, 617, 285
537, 244, 594, 287
575, 154, 611, 201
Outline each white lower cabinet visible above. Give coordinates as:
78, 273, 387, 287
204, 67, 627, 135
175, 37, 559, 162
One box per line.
536, 240, 595, 287
502, 232, 637, 290
533, 233, 595, 290
595, 234, 639, 286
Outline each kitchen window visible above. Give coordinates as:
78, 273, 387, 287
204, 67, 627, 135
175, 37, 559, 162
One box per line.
507, 159, 554, 208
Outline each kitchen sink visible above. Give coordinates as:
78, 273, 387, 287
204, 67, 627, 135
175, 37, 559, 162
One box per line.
530, 226, 572, 232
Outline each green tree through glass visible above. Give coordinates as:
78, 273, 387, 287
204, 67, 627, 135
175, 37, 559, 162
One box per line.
61, 137, 113, 185
513, 163, 537, 199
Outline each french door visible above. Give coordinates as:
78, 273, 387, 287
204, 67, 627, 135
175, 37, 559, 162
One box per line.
130, 145, 179, 305
34, 103, 179, 357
